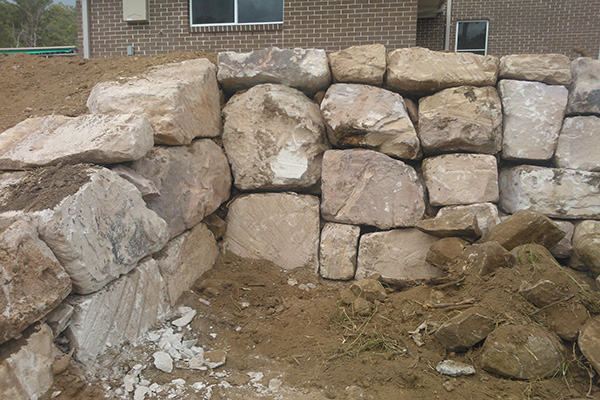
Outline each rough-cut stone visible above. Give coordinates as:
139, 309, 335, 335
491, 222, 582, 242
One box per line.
416, 211, 481, 240
0, 166, 169, 294
519, 280, 569, 309
555, 116, 600, 172
481, 325, 564, 380
436, 360, 476, 377
551, 220, 574, 259
0, 323, 58, 400
499, 80, 568, 161
356, 229, 443, 282
579, 316, 600, 375
319, 223, 360, 281
328, 44, 386, 86
426, 237, 470, 269
437, 203, 500, 238
321, 84, 421, 160
572, 220, 600, 276
0, 221, 71, 345
65, 259, 169, 366
350, 279, 388, 303
154, 223, 219, 305
111, 165, 160, 202
434, 307, 495, 352
386, 47, 499, 97
418, 86, 502, 155
422, 154, 499, 206
202, 214, 227, 240
153, 352, 173, 373
223, 84, 328, 191
217, 47, 331, 96
404, 98, 419, 127
88, 59, 221, 145
321, 149, 426, 229
541, 299, 588, 342
567, 57, 600, 116
457, 242, 515, 276
498, 165, 600, 219
485, 210, 566, 251
0, 114, 154, 170
499, 54, 572, 85
44, 303, 74, 338
129, 140, 231, 238
224, 193, 320, 271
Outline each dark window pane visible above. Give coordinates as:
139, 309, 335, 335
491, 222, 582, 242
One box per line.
192, 0, 234, 25
239, 0, 283, 23
457, 21, 487, 50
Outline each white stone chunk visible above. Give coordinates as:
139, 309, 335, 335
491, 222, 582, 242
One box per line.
499, 54, 572, 85
319, 223, 360, 280
328, 44, 386, 86
554, 116, 600, 171
153, 352, 173, 373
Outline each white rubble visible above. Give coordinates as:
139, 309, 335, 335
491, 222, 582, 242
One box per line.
153, 351, 174, 373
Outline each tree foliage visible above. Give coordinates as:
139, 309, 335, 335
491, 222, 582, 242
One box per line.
0, 0, 77, 48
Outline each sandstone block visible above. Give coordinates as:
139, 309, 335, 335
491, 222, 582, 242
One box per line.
418, 86, 502, 155
223, 84, 329, 191
499, 54, 572, 85
499, 80, 568, 161
0, 114, 153, 170
386, 47, 499, 97
154, 223, 219, 305
555, 116, 600, 172
224, 193, 320, 271
551, 220, 574, 259
328, 44, 386, 86
0, 221, 71, 345
65, 259, 169, 366
498, 165, 600, 219
356, 229, 443, 282
321, 83, 421, 160
457, 242, 515, 276
481, 325, 564, 380
422, 154, 499, 206
572, 220, 600, 276
426, 237, 469, 269
0, 165, 170, 294
437, 203, 500, 238
416, 211, 481, 240
567, 57, 600, 116
111, 165, 160, 202
88, 58, 221, 145
434, 307, 495, 352
319, 223, 360, 281
217, 47, 331, 96
321, 149, 426, 229
129, 140, 231, 238
579, 316, 600, 375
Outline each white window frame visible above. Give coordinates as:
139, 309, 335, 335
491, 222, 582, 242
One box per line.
455, 20, 489, 55
189, 0, 284, 28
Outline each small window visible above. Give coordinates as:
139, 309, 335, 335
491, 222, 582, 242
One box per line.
455, 20, 489, 55
190, 0, 284, 27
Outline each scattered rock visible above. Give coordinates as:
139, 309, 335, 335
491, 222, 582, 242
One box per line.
434, 307, 495, 352
555, 116, 600, 172
328, 44, 386, 86
319, 222, 360, 280
202, 214, 227, 241
519, 280, 569, 309
578, 316, 600, 375
457, 242, 515, 276
572, 220, 600, 276
111, 165, 160, 202
436, 203, 500, 238
202, 350, 227, 369
426, 237, 470, 269
436, 360, 476, 377
222, 84, 329, 191
540, 299, 588, 341
51, 353, 71, 375
416, 211, 482, 240
153, 351, 174, 373
171, 307, 197, 328
321, 149, 426, 229
499, 54, 572, 85
44, 303, 74, 338
321, 83, 421, 160
566, 57, 600, 116
550, 220, 574, 259
349, 279, 388, 303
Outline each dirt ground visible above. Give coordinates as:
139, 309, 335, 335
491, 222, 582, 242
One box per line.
2, 52, 600, 400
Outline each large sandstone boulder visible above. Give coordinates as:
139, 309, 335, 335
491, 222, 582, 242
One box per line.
0, 165, 170, 294
418, 86, 502, 155
481, 325, 564, 380
223, 84, 329, 191
567, 57, 600, 116
554, 116, 600, 171
422, 154, 499, 206
88, 58, 221, 145
434, 307, 495, 352
356, 229, 444, 282
321, 149, 426, 229
328, 44, 386, 86
572, 221, 600, 276
499, 165, 600, 219
0, 323, 59, 400
498, 80, 568, 161
0, 221, 71, 345
129, 140, 231, 238
154, 223, 219, 305
499, 54, 572, 85
224, 193, 320, 271
436, 203, 500, 238
0, 114, 153, 170
217, 47, 331, 96
485, 210, 566, 251
386, 47, 499, 97
320, 84, 421, 160
65, 259, 169, 366
319, 222, 360, 281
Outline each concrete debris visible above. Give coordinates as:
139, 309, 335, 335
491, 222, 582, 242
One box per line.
171, 306, 197, 328
436, 360, 476, 377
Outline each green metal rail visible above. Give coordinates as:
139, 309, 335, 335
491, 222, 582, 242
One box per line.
0, 46, 78, 56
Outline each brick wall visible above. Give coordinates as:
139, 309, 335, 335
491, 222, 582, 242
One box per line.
416, 12, 445, 51
77, 0, 417, 58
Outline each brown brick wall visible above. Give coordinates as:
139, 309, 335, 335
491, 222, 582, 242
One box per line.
416, 12, 445, 51
77, 0, 417, 58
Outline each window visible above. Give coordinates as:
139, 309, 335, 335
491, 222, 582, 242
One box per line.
190, 0, 284, 27
455, 20, 489, 55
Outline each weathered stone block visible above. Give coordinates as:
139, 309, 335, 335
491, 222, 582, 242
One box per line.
434, 307, 495, 352
416, 211, 481, 240
555, 116, 600, 172
328, 44, 386, 86
319, 222, 360, 281
567, 57, 600, 116
436, 203, 500, 238
572, 220, 600, 276
499, 54, 572, 85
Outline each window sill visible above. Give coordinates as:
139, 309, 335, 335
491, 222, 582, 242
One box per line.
190, 23, 283, 33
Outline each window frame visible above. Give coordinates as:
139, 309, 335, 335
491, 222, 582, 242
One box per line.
189, 0, 285, 28
455, 20, 489, 55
